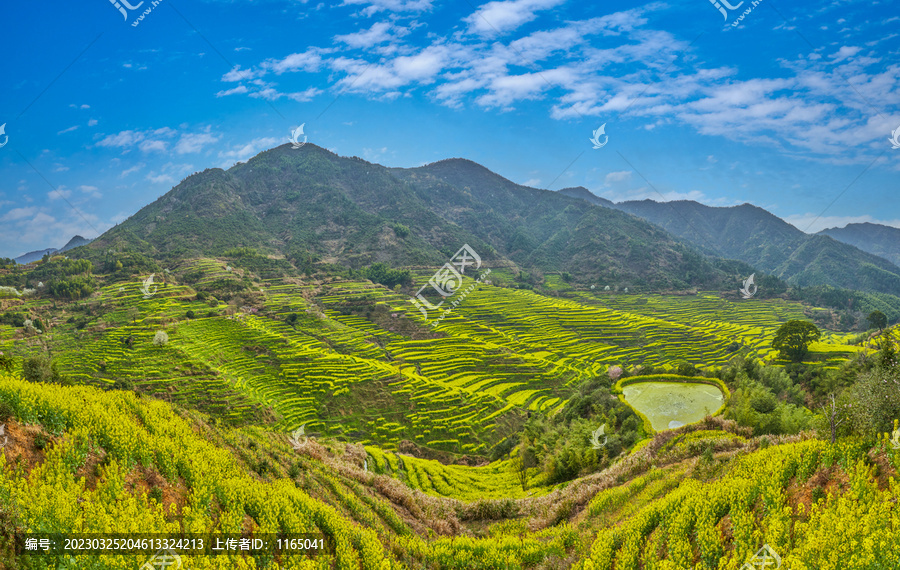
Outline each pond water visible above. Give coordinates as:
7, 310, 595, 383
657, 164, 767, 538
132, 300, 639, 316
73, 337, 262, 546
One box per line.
622, 381, 725, 431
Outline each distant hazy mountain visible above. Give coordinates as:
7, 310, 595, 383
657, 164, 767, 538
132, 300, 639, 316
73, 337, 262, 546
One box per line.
574, 198, 900, 296
14, 235, 92, 264
14, 248, 59, 265
82, 145, 746, 292
819, 223, 900, 267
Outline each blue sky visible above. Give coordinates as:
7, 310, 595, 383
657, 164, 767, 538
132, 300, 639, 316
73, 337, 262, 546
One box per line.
1, 0, 898, 258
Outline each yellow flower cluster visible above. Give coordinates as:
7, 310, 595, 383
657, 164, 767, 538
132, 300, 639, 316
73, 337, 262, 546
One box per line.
580, 439, 900, 569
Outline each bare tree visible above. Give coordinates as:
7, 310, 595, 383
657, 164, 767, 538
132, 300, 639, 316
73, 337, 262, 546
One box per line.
511, 455, 529, 491
822, 393, 845, 444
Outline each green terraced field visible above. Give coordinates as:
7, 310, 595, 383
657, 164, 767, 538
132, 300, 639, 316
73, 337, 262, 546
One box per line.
0, 260, 866, 458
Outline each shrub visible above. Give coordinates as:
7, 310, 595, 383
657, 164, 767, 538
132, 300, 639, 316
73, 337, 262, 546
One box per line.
111, 378, 134, 391
185, 310, 195, 319
23, 356, 69, 385
0, 400, 14, 422
0, 352, 12, 373
33, 433, 50, 451
811, 486, 826, 503
153, 331, 169, 347
148, 486, 163, 504
391, 223, 410, 238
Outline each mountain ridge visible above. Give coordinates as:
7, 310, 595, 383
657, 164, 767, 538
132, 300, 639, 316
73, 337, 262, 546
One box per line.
81, 144, 740, 292
555, 188, 900, 296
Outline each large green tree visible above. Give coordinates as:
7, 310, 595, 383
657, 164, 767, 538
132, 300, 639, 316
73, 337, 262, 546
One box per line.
867, 310, 887, 332
772, 320, 821, 362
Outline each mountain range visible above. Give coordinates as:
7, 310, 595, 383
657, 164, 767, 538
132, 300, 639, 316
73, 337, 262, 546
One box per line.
13, 235, 92, 265
559, 187, 900, 296
818, 223, 900, 267
37, 144, 900, 298
81, 145, 744, 291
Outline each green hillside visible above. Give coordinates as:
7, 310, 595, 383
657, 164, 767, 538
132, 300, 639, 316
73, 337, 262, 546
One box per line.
820, 222, 900, 267
572, 197, 900, 297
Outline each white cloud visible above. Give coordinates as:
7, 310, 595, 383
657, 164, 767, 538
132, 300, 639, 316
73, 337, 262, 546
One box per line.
341, 0, 432, 17
96, 127, 225, 156
139, 140, 168, 153
829, 45, 862, 63
217, 137, 282, 166
335, 22, 408, 48
522, 178, 541, 187
221, 65, 261, 82
79, 185, 102, 199
216, 85, 249, 97
335, 45, 449, 92
120, 163, 144, 178
1, 207, 38, 222
175, 131, 220, 154
248, 86, 321, 102
465, 0, 565, 36
146, 173, 176, 185
263, 50, 326, 75
604, 171, 631, 184
48, 188, 72, 201
88, 119, 98, 127
96, 128, 176, 150
57, 126, 78, 135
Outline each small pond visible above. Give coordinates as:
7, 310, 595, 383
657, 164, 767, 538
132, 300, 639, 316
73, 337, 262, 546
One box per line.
622, 381, 725, 431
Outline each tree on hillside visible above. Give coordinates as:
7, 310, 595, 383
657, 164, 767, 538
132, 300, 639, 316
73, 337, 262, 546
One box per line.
510, 454, 529, 491
867, 310, 887, 332
362, 263, 411, 289
821, 393, 846, 444
848, 367, 900, 436
772, 320, 821, 362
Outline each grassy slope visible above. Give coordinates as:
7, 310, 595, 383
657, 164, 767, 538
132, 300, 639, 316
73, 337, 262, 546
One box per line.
0, 375, 897, 569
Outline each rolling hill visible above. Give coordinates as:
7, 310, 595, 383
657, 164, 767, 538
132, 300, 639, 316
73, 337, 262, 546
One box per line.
557, 189, 900, 296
